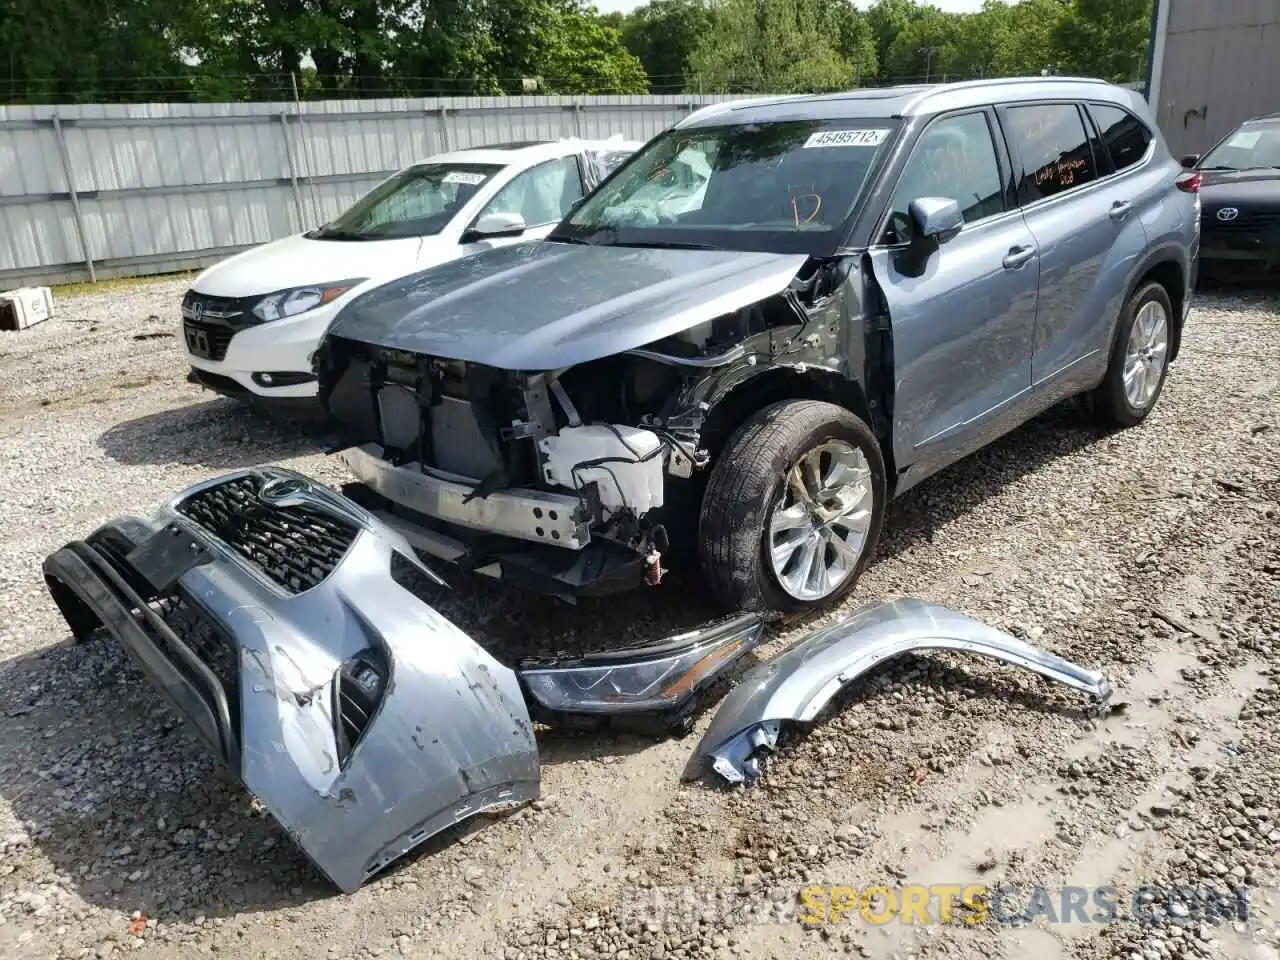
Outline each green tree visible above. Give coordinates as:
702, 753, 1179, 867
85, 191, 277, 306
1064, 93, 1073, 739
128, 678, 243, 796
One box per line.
537, 4, 651, 93
1053, 0, 1152, 82
865, 0, 919, 82
883, 5, 965, 81
0, 0, 202, 102
827, 1, 878, 83
620, 0, 714, 92
686, 0, 855, 94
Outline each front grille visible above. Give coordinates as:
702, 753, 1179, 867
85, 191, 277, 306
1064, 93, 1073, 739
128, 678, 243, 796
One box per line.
183, 320, 235, 361
176, 475, 358, 593
181, 290, 247, 322
152, 592, 241, 717
1204, 209, 1280, 233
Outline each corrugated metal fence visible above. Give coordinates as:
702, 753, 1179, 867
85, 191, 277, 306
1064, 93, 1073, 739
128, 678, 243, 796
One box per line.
0, 94, 736, 287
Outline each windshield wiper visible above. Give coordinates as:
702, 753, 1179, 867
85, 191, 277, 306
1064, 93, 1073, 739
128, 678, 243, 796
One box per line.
613, 240, 723, 251
311, 226, 375, 241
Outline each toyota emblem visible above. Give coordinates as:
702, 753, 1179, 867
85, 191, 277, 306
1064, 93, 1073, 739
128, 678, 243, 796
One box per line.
1216, 207, 1239, 222
258, 476, 307, 504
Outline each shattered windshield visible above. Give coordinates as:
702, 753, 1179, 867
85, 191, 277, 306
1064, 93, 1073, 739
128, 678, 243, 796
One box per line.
552, 120, 896, 254
311, 163, 502, 240
1200, 120, 1280, 171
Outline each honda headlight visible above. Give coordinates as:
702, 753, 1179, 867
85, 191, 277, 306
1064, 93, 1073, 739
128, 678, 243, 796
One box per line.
251, 279, 366, 322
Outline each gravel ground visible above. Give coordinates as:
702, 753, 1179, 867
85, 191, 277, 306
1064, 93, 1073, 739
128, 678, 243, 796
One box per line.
0, 278, 1277, 960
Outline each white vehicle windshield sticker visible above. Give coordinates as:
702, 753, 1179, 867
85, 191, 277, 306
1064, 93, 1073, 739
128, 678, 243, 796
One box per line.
442, 171, 487, 185
803, 129, 889, 148
1226, 130, 1262, 149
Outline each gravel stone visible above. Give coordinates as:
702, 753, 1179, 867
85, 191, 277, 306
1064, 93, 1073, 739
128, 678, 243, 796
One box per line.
0, 281, 1278, 960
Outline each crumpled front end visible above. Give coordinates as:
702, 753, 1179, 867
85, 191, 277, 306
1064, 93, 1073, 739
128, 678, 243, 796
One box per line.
42, 468, 540, 893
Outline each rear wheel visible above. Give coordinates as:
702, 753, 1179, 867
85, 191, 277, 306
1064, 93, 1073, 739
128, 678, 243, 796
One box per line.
698, 400, 886, 613
1090, 281, 1173, 428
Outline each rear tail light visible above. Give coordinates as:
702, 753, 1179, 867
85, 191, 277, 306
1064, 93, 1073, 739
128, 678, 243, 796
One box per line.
1176, 171, 1202, 193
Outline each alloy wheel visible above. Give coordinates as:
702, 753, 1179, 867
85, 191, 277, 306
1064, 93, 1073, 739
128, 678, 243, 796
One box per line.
1122, 299, 1169, 411
767, 440, 874, 602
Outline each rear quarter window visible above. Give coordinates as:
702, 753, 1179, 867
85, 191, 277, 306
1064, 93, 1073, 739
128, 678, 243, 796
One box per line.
1089, 103, 1153, 173
1003, 103, 1098, 204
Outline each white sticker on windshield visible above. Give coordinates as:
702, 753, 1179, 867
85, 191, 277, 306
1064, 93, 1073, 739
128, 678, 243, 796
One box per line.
1226, 130, 1262, 149
442, 171, 487, 185
803, 129, 889, 148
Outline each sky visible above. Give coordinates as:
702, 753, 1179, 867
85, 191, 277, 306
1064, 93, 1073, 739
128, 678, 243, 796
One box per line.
594, 0, 989, 12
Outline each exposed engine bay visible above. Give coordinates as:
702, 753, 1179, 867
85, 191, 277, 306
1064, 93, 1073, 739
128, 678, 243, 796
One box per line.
315, 252, 866, 600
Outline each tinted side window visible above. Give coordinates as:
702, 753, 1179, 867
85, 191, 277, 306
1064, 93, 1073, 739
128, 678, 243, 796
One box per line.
882, 112, 1005, 244
1089, 103, 1153, 173
1005, 104, 1097, 204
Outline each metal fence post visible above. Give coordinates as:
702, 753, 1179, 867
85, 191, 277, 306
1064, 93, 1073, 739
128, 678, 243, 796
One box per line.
51, 114, 96, 283
291, 73, 323, 229
437, 107, 453, 152
573, 102, 586, 137
278, 112, 306, 231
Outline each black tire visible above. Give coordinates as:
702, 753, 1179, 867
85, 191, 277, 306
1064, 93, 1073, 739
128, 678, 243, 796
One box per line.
698, 400, 887, 613
1089, 281, 1174, 428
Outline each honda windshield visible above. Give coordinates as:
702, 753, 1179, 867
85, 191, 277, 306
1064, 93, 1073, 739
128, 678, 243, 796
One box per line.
311, 163, 503, 240
551, 120, 897, 255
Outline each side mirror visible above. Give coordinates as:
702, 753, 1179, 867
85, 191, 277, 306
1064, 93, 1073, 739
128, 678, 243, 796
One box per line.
1180, 154, 1200, 169
462, 211, 527, 243
909, 197, 964, 243
897, 197, 963, 277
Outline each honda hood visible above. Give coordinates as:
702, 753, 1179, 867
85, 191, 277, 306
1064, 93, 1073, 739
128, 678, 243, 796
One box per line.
192, 232, 435, 298
325, 241, 810, 370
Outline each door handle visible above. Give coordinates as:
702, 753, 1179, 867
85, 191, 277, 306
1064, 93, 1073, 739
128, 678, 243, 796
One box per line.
1109, 200, 1134, 221
1002, 245, 1036, 269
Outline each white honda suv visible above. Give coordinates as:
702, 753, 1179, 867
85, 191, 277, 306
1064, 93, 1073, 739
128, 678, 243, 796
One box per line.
181, 137, 640, 410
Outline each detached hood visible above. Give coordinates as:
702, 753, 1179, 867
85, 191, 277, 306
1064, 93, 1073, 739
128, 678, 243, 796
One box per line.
193, 233, 434, 298
326, 241, 810, 370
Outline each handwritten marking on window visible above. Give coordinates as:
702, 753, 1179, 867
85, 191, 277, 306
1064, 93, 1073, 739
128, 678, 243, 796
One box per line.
1033, 156, 1088, 189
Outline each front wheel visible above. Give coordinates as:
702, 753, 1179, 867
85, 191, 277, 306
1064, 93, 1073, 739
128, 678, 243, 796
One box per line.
1089, 281, 1173, 428
698, 400, 887, 613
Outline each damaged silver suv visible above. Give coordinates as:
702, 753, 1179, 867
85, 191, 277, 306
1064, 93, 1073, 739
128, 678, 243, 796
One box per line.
317, 77, 1198, 612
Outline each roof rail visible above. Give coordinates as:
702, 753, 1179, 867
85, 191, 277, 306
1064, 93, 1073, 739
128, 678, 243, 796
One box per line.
677, 94, 807, 127
900, 75, 1112, 114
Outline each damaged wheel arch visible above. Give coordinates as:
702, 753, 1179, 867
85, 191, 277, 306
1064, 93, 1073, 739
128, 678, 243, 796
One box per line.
684, 598, 1113, 784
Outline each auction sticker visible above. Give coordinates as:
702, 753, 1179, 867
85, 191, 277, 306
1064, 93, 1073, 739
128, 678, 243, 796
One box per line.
803, 129, 889, 148
442, 170, 488, 185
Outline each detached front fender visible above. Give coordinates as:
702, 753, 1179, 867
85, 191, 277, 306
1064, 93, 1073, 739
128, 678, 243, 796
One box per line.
684, 598, 1112, 784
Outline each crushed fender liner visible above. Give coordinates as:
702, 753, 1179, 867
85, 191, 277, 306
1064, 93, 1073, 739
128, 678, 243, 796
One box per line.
684, 598, 1113, 785
41, 468, 541, 893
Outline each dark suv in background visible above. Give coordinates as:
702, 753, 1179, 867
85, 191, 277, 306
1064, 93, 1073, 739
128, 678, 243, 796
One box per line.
1181, 112, 1280, 283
